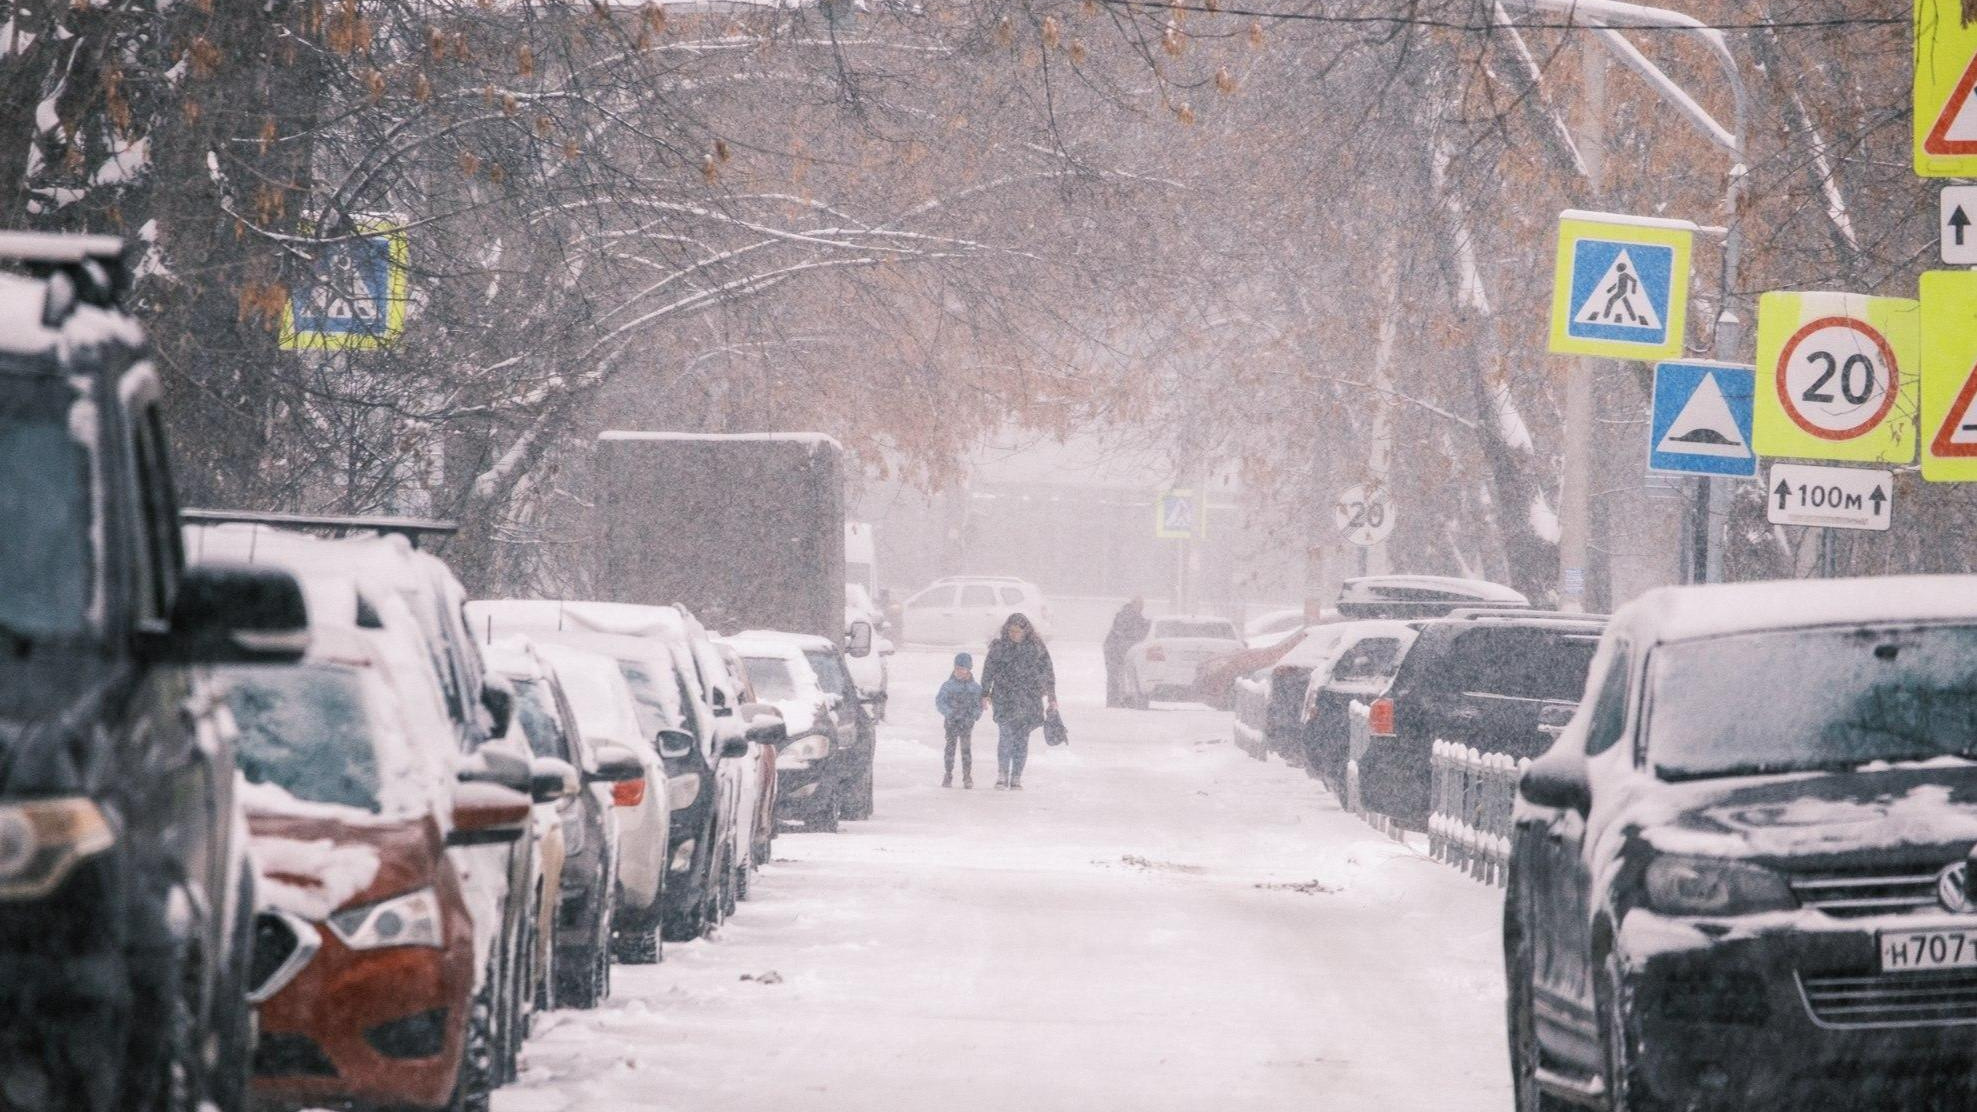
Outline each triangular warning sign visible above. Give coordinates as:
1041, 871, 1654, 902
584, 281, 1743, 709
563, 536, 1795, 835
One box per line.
1926, 52, 1977, 156
1163, 497, 1194, 531
1572, 249, 1663, 330
1931, 364, 1977, 458
1657, 373, 1750, 458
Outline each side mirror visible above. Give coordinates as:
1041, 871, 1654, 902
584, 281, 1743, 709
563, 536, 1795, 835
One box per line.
655, 728, 696, 761
846, 620, 873, 658
717, 731, 751, 761
151, 563, 310, 664
445, 781, 532, 846
744, 717, 787, 746
529, 757, 579, 803
1519, 753, 1591, 814
587, 744, 646, 784
480, 676, 515, 739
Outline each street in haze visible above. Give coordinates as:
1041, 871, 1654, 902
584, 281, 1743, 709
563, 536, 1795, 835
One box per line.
495, 646, 1509, 1112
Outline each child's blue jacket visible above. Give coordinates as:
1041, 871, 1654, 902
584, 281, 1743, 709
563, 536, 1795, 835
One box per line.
935, 676, 983, 725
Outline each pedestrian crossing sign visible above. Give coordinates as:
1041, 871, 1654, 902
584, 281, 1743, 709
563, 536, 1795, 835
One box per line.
1919, 270, 1977, 481
1155, 489, 1202, 540
1547, 210, 1694, 361
279, 218, 410, 351
1648, 361, 1757, 478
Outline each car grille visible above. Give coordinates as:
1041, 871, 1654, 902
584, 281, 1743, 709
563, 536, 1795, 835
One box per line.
1790, 869, 1943, 918
253, 1032, 337, 1077
1800, 970, 1977, 1028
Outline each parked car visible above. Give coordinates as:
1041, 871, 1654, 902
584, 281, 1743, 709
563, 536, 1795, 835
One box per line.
1118, 616, 1245, 708
844, 584, 892, 722
470, 600, 751, 945
1297, 619, 1420, 795
188, 521, 552, 1085
714, 642, 787, 884
0, 232, 310, 1112
526, 639, 673, 963
897, 576, 1049, 645
1506, 577, 1977, 1112
485, 639, 642, 1009
1194, 610, 1342, 710
226, 625, 533, 1112
1244, 607, 1310, 647
742, 629, 884, 821
723, 634, 852, 832
1360, 610, 1603, 831
1334, 574, 1528, 619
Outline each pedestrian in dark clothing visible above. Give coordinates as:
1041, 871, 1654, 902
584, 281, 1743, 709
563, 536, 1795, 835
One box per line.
979, 613, 1056, 790
935, 652, 983, 789
1103, 597, 1152, 707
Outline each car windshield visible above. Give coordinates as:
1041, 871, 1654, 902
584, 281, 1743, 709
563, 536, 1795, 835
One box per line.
804, 649, 849, 697
615, 654, 685, 737
0, 373, 93, 640
220, 664, 386, 812
1155, 619, 1239, 640
745, 656, 801, 701
511, 677, 575, 763
1650, 625, 1977, 779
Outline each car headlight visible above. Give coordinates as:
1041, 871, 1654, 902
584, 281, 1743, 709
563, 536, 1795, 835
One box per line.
1644, 856, 1795, 916
328, 888, 445, 949
666, 773, 703, 811
783, 735, 830, 763
0, 798, 116, 901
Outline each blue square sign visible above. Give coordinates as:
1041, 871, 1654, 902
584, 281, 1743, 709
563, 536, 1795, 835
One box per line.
1568, 239, 1676, 347
1648, 361, 1757, 477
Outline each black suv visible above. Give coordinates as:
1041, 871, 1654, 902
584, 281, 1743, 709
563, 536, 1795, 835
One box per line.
1359, 609, 1604, 831
0, 233, 308, 1112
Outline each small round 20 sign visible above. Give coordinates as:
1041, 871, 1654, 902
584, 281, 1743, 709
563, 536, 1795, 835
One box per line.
1334, 484, 1395, 548
1775, 316, 1900, 441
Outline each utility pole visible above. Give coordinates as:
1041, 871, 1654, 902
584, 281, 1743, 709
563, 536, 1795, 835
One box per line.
1557, 42, 1606, 611
1366, 249, 1401, 577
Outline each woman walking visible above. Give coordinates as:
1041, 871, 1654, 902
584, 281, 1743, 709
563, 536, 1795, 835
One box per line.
979, 613, 1057, 790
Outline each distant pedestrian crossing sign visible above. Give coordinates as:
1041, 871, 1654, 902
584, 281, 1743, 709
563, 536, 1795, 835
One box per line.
279, 218, 410, 351
1648, 361, 1756, 478
1547, 210, 1694, 361
1155, 489, 1202, 540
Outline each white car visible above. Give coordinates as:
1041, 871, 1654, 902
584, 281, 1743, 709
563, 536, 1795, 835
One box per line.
898, 576, 1050, 646
1121, 616, 1245, 707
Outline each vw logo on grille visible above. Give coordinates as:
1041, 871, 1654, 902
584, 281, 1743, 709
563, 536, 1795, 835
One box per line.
1939, 863, 1973, 913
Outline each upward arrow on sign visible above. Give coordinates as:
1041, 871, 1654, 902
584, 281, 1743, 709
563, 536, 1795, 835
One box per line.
1954, 206, 1972, 246
1774, 478, 1791, 510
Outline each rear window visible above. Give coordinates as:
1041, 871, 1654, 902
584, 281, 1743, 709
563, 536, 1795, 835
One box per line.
0, 374, 93, 639
745, 656, 800, 701
1441, 627, 1599, 702
221, 665, 387, 812
1332, 637, 1406, 682
999, 587, 1024, 605
1154, 619, 1239, 641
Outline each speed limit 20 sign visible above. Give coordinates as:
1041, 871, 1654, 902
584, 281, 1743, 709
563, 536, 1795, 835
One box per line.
1334, 484, 1395, 548
1752, 291, 1919, 464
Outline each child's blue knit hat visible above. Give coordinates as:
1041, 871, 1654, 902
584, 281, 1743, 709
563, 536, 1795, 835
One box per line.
954, 652, 972, 668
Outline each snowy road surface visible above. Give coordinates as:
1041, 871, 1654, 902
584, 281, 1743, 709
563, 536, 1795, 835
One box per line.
495, 645, 1511, 1112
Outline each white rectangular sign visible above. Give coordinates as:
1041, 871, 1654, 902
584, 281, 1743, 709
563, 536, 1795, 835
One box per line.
1945, 186, 1977, 265
1766, 463, 1893, 531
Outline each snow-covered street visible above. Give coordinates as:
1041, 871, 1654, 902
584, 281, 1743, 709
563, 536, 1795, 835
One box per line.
496, 645, 1510, 1112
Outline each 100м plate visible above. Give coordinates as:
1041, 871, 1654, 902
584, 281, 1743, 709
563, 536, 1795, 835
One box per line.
1881, 927, 1977, 973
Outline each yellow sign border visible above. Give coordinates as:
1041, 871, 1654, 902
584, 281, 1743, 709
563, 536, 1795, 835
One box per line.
279, 218, 411, 351
1919, 270, 1977, 480
1914, 0, 1977, 178
1751, 291, 1920, 465
1547, 213, 1693, 361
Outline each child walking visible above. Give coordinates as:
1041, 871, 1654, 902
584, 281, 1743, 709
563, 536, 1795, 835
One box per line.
935, 652, 983, 788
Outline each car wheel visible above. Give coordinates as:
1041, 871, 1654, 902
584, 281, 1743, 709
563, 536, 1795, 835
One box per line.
611, 923, 661, 964
447, 984, 497, 1112
721, 847, 740, 919
206, 867, 257, 1112
1506, 912, 1570, 1112
813, 786, 841, 833
1597, 949, 1668, 1112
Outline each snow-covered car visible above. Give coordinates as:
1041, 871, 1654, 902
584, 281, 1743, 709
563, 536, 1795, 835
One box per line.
527, 639, 674, 963
225, 625, 532, 1112
1334, 574, 1528, 619
1243, 607, 1309, 647
1119, 616, 1245, 708
897, 576, 1050, 646
722, 634, 856, 831
1508, 577, 1977, 1112
845, 583, 892, 720
0, 234, 305, 1112
471, 600, 753, 946
486, 638, 640, 1009
715, 641, 786, 884
1297, 620, 1420, 794
187, 520, 555, 1087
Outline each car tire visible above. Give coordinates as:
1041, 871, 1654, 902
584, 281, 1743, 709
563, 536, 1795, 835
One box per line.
1506, 907, 1571, 1112
611, 923, 661, 965
1597, 949, 1668, 1112
446, 985, 497, 1112
720, 847, 740, 919
206, 867, 257, 1112
813, 786, 841, 833
559, 940, 611, 1009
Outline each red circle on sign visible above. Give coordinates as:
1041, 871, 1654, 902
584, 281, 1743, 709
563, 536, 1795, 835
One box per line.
1774, 315, 1900, 441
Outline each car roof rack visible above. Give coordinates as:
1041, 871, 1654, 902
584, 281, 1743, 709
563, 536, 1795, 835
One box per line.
183, 508, 458, 548
0, 231, 133, 313
1442, 607, 1609, 623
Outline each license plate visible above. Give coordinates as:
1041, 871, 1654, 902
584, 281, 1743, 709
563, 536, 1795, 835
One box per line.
1881, 928, 1977, 973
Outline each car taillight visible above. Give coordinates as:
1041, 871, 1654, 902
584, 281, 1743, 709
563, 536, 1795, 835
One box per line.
1368, 698, 1396, 737
612, 779, 646, 807
1146, 647, 1166, 663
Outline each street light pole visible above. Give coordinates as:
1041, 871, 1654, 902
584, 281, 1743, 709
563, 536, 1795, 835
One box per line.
1495, 0, 1751, 588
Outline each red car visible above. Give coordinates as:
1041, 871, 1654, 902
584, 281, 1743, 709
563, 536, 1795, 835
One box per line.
222, 630, 531, 1112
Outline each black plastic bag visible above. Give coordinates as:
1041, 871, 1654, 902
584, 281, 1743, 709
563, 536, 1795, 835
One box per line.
1044, 708, 1070, 747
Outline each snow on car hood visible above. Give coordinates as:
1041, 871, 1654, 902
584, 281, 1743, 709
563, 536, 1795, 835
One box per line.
1637, 765, 1977, 860
249, 832, 384, 921
770, 698, 821, 738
